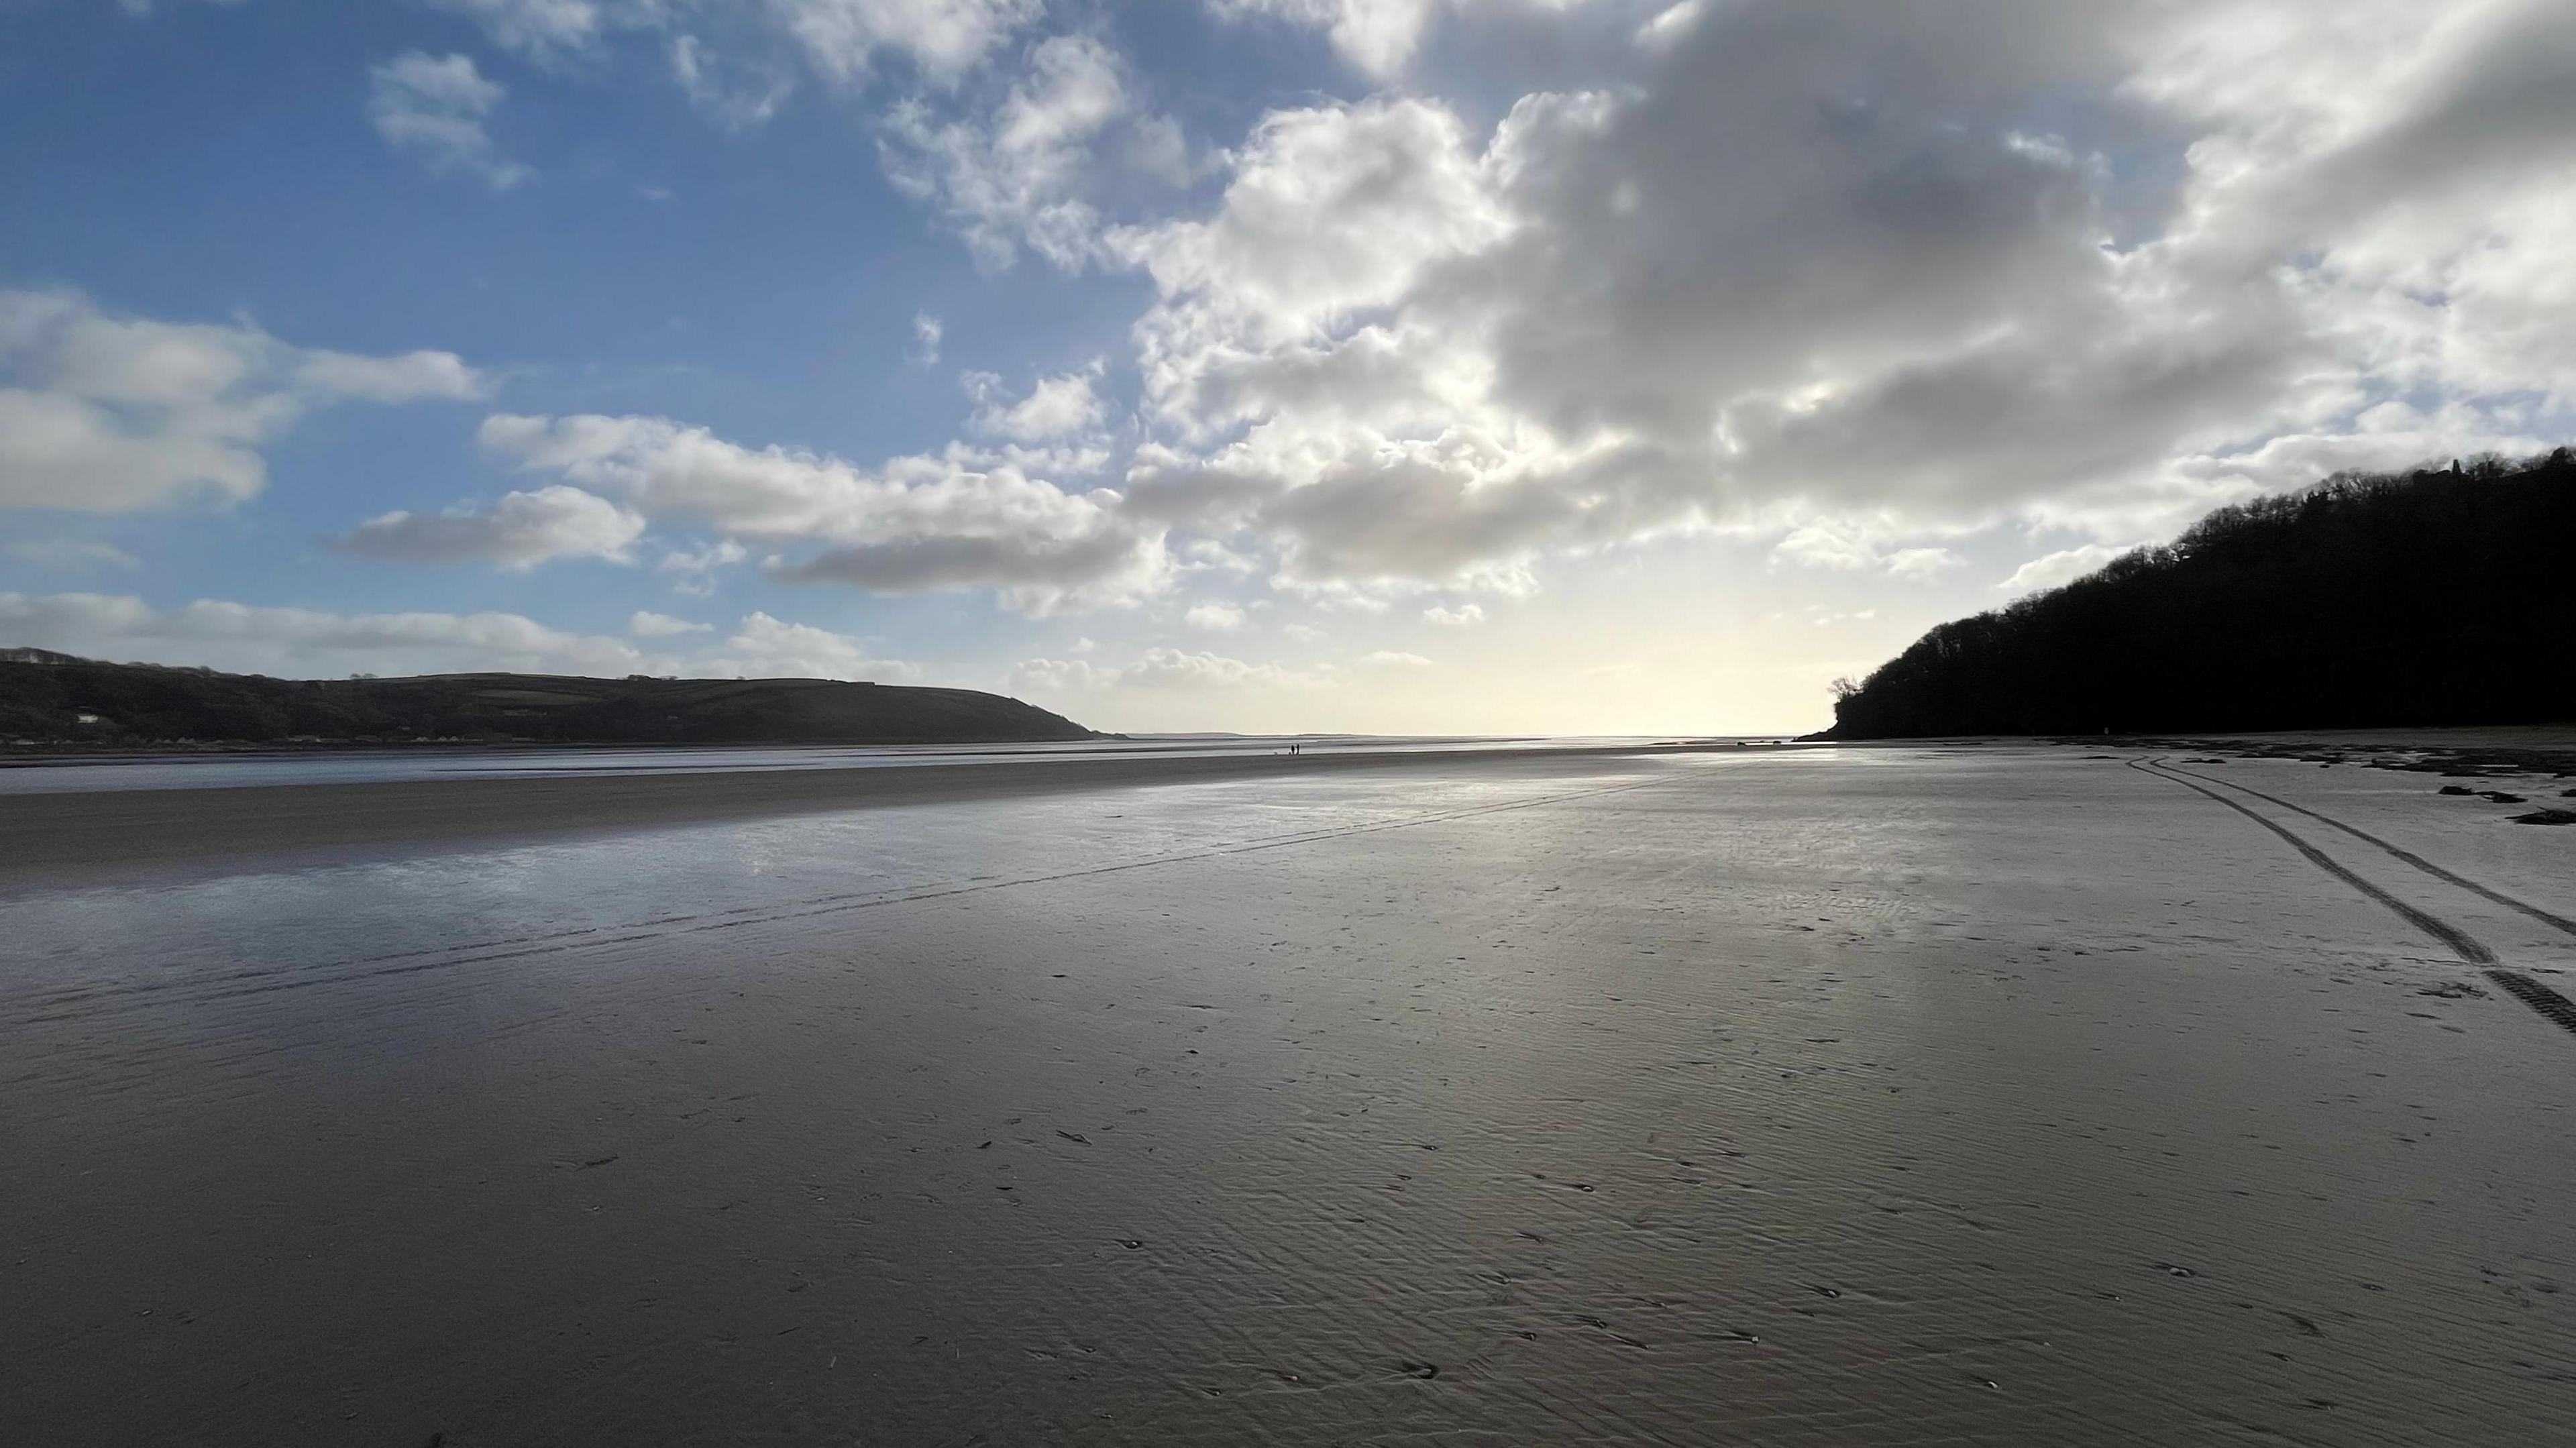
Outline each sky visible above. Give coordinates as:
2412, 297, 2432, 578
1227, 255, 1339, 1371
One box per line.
2, 1, 2571, 734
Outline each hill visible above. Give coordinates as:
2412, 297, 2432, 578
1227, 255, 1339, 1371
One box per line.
0, 657, 1099, 747
1825, 449, 2576, 739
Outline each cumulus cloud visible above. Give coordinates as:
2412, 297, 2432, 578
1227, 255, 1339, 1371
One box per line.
1125, 646, 1321, 688
332, 486, 647, 569
1117, 97, 1505, 380
1633, 0, 1703, 52
0, 590, 652, 677
965, 364, 1106, 442
1205, 0, 1442, 78
1104, 95, 1623, 595
1997, 544, 2127, 594
657, 537, 749, 595
1772, 519, 1963, 580
629, 609, 710, 636
1100, 0, 2576, 604
1012, 645, 1326, 695
773, 0, 1041, 85
879, 33, 1189, 270
1006, 656, 1117, 694
0, 289, 483, 514
369, 52, 533, 189
1421, 602, 1483, 626
0, 591, 912, 681
115, 0, 2576, 647
480, 412, 1167, 612
1183, 601, 1244, 632
659, 538, 748, 574
908, 311, 943, 366
1358, 649, 1433, 668
714, 609, 918, 679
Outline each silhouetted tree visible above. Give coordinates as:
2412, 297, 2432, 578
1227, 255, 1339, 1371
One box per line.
1826, 449, 2576, 738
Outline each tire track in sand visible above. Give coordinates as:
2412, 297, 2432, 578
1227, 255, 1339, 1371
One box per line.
2155, 761, 2576, 940
2131, 758, 2576, 1039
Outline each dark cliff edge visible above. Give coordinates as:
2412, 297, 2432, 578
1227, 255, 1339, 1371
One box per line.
0, 657, 1099, 747
1822, 449, 2576, 740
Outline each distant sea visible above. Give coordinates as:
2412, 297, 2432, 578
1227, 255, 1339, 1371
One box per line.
0, 735, 1770, 795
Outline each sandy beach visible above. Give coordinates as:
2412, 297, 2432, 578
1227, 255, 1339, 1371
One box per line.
5, 741, 2573, 1445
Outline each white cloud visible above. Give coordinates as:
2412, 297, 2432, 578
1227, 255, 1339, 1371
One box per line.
879, 34, 1186, 270
1013, 645, 1328, 695
369, 52, 533, 189
1097, 0, 2575, 608
1997, 543, 2127, 594
1421, 602, 1484, 626
1358, 649, 1434, 668
1801, 606, 1878, 627
1125, 646, 1320, 689
105, 0, 2576, 684
1175, 536, 1258, 573
1205, 0, 1442, 78
1117, 97, 1507, 376
0, 591, 914, 682
965, 364, 1106, 441
1102, 95, 1615, 594
481, 411, 1168, 612
1183, 601, 1245, 632
629, 609, 711, 636
427, 0, 649, 60
657, 537, 749, 596
5, 539, 141, 572
1771, 519, 1964, 580
669, 32, 794, 129
774, 0, 1042, 85
1008, 656, 1118, 694
714, 609, 916, 679
333, 486, 647, 569
296, 348, 484, 402
0, 288, 483, 514
0, 590, 651, 677
1635, 0, 1703, 51
1883, 547, 1964, 581
909, 311, 943, 366
659, 538, 749, 573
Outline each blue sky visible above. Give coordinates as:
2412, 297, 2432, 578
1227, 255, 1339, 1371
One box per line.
4, 1, 2571, 732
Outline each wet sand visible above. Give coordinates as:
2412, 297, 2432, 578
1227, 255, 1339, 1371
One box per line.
0, 742, 1735, 892
4, 743, 2573, 1444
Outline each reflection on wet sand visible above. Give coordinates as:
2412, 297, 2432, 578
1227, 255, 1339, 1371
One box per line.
3, 744, 2572, 1445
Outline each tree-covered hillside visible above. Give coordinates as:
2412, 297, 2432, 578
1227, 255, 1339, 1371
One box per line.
1826, 450, 2576, 738
0, 661, 1098, 746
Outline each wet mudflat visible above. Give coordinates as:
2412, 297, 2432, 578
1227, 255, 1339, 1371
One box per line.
3, 745, 2572, 1445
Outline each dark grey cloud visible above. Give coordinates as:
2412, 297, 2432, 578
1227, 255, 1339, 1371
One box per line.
1114, 0, 2576, 598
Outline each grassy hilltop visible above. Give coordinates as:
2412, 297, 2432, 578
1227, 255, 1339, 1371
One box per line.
1827, 449, 2576, 739
0, 658, 1098, 747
